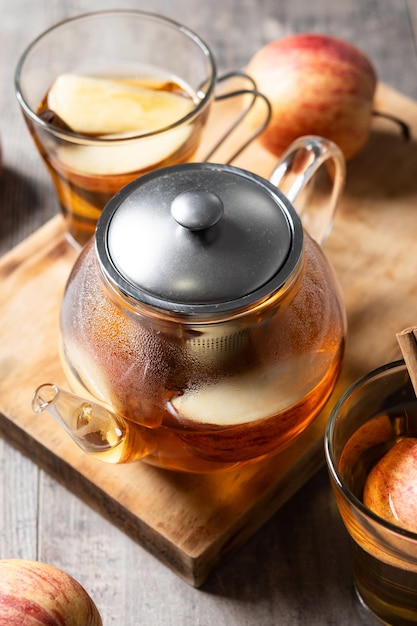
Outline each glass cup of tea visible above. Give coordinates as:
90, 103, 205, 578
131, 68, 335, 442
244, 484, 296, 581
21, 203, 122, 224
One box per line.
15, 10, 267, 247
325, 360, 417, 625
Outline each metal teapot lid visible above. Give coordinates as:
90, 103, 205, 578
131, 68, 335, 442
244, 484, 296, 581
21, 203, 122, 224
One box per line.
96, 163, 303, 315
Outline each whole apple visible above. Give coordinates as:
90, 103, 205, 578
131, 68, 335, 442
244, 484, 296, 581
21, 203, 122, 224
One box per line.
245, 33, 377, 160
0, 559, 102, 625
363, 437, 417, 533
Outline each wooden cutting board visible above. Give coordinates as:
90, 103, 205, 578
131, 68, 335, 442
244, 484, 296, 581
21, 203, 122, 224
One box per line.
0, 83, 416, 587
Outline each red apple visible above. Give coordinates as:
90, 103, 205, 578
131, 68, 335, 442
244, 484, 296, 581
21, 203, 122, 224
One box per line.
0, 559, 102, 625
363, 437, 417, 533
245, 33, 377, 160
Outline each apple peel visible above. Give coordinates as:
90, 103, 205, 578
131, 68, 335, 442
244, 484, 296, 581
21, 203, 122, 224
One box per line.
363, 437, 417, 533
47, 73, 193, 135
0, 559, 102, 625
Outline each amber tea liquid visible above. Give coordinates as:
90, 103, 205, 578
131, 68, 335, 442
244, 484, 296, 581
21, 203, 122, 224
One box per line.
32, 74, 205, 246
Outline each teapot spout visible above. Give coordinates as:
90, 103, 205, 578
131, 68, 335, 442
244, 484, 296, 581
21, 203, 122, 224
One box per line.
32, 384, 154, 463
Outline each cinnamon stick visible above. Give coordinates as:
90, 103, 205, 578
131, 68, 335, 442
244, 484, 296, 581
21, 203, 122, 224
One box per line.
396, 327, 417, 396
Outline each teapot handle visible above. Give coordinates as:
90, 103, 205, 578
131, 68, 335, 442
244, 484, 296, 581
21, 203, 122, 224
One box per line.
269, 135, 345, 244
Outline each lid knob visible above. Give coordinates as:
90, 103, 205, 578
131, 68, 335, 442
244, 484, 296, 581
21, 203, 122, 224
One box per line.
171, 190, 224, 231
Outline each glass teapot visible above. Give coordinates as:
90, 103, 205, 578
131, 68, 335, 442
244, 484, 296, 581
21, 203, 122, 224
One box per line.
33, 136, 346, 473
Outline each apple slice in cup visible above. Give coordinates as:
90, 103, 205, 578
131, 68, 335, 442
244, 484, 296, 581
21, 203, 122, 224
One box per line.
44, 73, 195, 175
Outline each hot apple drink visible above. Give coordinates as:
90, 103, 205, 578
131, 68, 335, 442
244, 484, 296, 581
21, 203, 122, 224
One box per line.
59, 233, 346, 473
32, 72, 204, 246
15, 12, 218, 248
338, 408, 417, 624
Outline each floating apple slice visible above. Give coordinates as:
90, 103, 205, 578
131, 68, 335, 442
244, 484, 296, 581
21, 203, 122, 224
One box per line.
47, 73, 194, 135
171, 353, 327, 426
54, 126, 193, 176
48, 74, 194, 176
47, 74, 197, 175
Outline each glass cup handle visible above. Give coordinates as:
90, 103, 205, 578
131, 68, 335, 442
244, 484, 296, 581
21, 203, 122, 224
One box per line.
201, 70, 272, 164
269, 136, 346, 244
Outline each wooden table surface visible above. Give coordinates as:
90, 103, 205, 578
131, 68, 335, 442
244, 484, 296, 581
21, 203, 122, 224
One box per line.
2, 1, 417, 624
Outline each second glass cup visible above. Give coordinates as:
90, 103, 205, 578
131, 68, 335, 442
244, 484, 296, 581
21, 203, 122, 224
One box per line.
15, 10, 261, 247
325, 361, 417, 625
